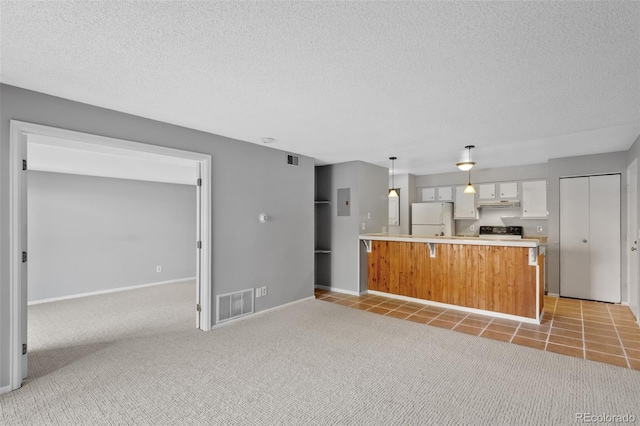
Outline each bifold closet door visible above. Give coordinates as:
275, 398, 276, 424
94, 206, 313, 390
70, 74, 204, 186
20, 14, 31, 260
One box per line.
560, 174, 620, 303
560, 177, 591, 299
589, 174, 620, 303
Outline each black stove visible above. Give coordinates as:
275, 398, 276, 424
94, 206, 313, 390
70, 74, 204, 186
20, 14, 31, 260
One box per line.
479, 226, 523, 240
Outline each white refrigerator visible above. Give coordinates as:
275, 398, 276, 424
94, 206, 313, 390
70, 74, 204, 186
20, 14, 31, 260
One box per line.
411, 202, 454, 236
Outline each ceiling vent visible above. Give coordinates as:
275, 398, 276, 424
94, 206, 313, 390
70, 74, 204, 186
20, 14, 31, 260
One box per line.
216, 288, 254, 324
286, 153, 299, 166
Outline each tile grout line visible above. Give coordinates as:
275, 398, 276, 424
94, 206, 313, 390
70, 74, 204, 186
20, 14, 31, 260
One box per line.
509, 321, 523, 344
542, 296, 556, 350
478, 317, 494, 336
606, 303, 631, 369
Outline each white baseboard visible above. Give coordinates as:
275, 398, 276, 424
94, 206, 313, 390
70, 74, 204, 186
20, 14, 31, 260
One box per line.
211, 296, 315, 330
547, 293, 559, 298
367, 290, 541, 325
314, 285, 360, 296
28, 277, 196, 306
0, 385, 12, 395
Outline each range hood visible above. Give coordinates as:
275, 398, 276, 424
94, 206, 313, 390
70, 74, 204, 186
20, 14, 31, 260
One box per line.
477, 200, 521, 209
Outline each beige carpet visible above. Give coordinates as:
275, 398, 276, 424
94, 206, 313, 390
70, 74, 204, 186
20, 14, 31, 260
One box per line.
1, 280, 639, 425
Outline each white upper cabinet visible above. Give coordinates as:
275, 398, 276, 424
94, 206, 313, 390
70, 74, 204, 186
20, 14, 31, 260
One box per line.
499, 182, 518, 198
421, 187, 436, 201
522, 180, 547, 218
454, 186, 478, 219
437, 186, 453, 201
421, 186, 453, 202
478, 184, 496, 199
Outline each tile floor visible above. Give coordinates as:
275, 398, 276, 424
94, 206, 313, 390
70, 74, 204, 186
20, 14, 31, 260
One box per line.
315, 289, 640, 370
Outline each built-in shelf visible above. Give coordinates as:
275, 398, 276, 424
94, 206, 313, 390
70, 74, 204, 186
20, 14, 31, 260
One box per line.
314, 196, 331, 287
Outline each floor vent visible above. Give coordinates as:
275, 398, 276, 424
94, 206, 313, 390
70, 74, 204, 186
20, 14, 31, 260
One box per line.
286, 153, 299, 166
217, 289, 254, 323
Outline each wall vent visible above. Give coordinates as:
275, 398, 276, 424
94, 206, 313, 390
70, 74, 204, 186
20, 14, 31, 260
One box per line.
216, 288, 254, 323
286, 153, 299, 166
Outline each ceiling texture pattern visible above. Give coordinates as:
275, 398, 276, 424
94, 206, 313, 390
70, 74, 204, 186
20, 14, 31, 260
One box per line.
1, 1, 639, 175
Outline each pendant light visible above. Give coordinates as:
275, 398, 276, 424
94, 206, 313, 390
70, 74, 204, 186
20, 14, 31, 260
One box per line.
456, 145, 475, 171
458, 145, 476, 194
463, 168, 476, 194
388, 156, 399, 198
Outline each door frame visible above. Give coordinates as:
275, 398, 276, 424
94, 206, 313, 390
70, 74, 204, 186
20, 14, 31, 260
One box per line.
8, 120, 212, 392
627, 159, 639, 322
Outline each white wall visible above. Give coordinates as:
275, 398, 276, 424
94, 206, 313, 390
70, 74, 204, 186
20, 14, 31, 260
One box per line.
27, 171, 196, 302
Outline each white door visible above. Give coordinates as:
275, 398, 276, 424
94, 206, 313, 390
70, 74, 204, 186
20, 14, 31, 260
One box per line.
589, 174, 620, 303
628, 161, 639, 321
560, 175, 621, 302
560, 177, 591, 299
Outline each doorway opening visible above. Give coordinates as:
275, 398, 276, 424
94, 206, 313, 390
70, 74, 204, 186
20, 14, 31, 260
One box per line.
8, 121, 212, 392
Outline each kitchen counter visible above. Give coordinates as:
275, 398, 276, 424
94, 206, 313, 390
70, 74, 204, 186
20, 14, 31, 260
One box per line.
359, 234, 544, 323
360, 233, 540, 248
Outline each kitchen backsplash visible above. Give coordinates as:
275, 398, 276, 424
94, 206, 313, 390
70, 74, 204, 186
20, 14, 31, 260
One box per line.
454, 207, 548, 237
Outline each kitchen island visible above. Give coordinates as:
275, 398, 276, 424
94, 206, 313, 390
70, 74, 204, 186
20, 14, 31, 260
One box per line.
359, 234, 544, 324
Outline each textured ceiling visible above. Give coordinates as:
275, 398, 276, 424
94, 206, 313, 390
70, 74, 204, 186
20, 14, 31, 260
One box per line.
1, 1, 639, 175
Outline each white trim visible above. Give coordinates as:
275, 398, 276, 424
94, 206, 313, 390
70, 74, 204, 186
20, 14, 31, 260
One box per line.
367, 290, 542, 324
626, 159, 638, 317
314, 285, 360, 296
359, 234, 539, 248
8, 120, 213, 391
621, 302, 630, 306
27, 277, 196, 306
9, 121, 26, 391
0, 385, 12, 396
547, 293, 560, 298
210, 296, 315, 330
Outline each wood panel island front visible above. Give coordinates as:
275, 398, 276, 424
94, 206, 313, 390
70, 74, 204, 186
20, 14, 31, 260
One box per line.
359, 234, 544, 324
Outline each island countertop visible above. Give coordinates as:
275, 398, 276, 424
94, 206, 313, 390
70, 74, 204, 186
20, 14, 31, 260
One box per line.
359, 233, 540, 248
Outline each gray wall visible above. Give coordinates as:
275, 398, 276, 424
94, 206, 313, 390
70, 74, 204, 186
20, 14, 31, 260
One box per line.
0, 84, 314, 388
315, 161, 387, 294
547, 151, 628, 297
27, 171, 196, 302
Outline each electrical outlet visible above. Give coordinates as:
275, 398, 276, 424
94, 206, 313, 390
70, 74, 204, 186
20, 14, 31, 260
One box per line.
261, 286, 268, 297
382, 226, 387, 233
470, 225, 475, 232
255, 288, 261, 298
367, 212, 371, 219
156, 265, 161, 273
537, 226, 543, 233
362, 222, 366, 231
